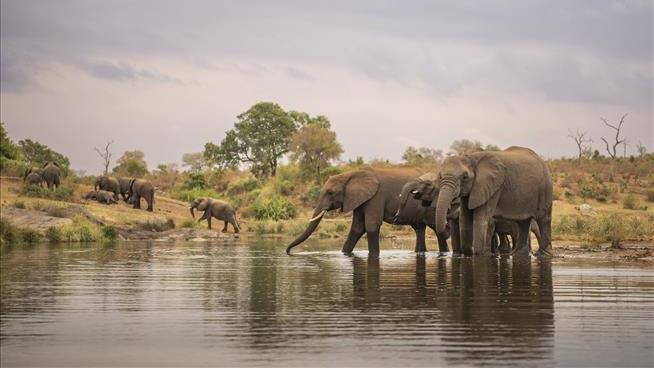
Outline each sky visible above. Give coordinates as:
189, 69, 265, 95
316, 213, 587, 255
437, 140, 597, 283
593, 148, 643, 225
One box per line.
1, 0, 652, 173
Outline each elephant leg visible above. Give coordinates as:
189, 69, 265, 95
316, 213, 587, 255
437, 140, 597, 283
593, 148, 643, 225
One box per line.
491, 233, 498, 254
207, 215, 212, 230
499, 234, 511, 254
535, 213, 553, 257
512, 219, 533, 256
222, 221, 228, 232
230, 218, 240, 233
449, 220, 461, 255
147, 194, 153, 212
364, 213, 382, 257
412, 224, 427, 253
436, 231, 449, 254
133, 195, 141, 209
459, 204, 474, 256
472, 208, 493, 256
342, 208, 365, 254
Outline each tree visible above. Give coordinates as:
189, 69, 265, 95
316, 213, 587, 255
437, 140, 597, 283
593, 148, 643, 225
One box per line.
94, 140, 114, 174
181, 152, 206, 172
288, 111, 331, 129
113, 150, 148, 177
568, 129, 593, 161
635, 142, 648, 158
18, 139, 71, 172
289, 124, 343, 183
484, 144, 501, 151
204, 102, 296, 178
0, 122, 21, 161
401, 146, 443, 166
449, 139, 484, 155
600, 114, 626, 160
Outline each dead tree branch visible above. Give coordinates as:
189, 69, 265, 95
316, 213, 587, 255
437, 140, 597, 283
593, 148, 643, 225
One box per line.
94, 140, 115, 174
599, 114, 627, 159
568, 129, 593, 161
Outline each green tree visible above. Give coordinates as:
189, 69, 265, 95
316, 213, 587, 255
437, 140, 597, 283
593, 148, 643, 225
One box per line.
0, 123, 21, 161
18, 139, 71, 173
181, 152, 206, 172
449, 139, 484, 155
113, 150, 148, 177
204, 102, 296, 178
290, 124, 343, 183
288, 111, 331, 129
401, 146, 443, 166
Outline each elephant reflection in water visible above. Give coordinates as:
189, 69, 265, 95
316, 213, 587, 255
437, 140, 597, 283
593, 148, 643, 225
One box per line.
349, 256, 554, 365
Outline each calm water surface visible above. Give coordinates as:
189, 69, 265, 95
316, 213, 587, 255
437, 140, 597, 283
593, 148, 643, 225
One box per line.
1, 238, 653, 367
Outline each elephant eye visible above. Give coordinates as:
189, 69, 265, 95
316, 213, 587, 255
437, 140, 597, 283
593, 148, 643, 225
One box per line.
462, 172, 469, 179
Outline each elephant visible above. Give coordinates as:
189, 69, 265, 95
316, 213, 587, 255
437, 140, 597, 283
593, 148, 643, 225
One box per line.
94, 176, 120, 200
84, 190, 118, 204
189, 197, 240, 233
117, 177, 132, 202
433, 146, 552, 256
394, 173, 459, 253
23, 167, 43, 186
286, 167, 433, 256
40, 161, 61, 190
127, 178, 155, 211
405, 172, 543, 255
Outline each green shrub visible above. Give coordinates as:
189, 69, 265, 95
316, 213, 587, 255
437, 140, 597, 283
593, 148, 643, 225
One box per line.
180, 218, 200, 228
182, 172, 208, 189
101, 226, 119, 242
45, 226, 63, 243
21, 183, 75, 202
0, 158, 29, 177
0, 218, 19, 245
226, 175, 260, 196
171, 187, 220, 202
622, 194, 638, 210
302, 185, 321, 205
21, 228, 42, 243
273, 179, 294, 195
251, 194, 296, 220
645, 190, 654, 203
60, 216, 102, 242
589, 214, 626, 247
12, 200, 26, 209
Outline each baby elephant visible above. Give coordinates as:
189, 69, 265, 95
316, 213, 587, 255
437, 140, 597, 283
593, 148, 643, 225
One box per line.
190, 197, 240, 233
84, 190, 118, 204
24, 168, 43, 187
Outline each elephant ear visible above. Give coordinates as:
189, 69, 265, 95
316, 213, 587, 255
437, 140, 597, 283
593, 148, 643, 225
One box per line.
41, 161, 49, 169
197, 198, 211, 211
128, 178, 136, 192
468, 154, 506, 209
343, 170, 380, 213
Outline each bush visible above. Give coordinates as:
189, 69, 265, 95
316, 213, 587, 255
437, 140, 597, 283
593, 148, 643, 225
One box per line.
251, 194, 296, 220
171, 187, 220, 202
182, 172, 207, 190
60, 216, 102, 242
302, 184, 321, 205
180, 218, 200, 228
273, 179, 294, 195
45, 226, 62, 242
12, 200, 26, 209
0, 218, 19, 245
226, 175, 260, 196
21, 183, 75, 202
646, 190, 654, 203
136, 218, 175, 232
21, 228, 42, 243
101, 225, 119, 242
0, 158, 29, 177
552, 213, 654, 244
622, 194, 638, 210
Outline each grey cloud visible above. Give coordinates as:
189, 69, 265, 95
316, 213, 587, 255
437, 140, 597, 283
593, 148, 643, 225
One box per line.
79, 61, 180, 83
284, 67, 315, 81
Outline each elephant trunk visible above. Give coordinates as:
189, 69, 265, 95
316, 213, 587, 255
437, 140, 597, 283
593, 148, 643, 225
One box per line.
435, 180, 457, 234
285, 208, 326, 254
190, 206, 196, 219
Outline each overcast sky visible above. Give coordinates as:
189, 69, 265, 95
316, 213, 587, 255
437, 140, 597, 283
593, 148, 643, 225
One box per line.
1, 0, 652, 173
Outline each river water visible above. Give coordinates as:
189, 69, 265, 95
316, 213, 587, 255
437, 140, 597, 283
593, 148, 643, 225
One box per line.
1, 238, 653, 367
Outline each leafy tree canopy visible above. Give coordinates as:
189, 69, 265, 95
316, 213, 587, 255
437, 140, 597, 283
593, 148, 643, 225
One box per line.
113, 150, 148, 177
449, 139, 501, 155
401, 146, 443, 166
18, 139, 71, 172
290, 124, 343, 183
0, 123, 21, 161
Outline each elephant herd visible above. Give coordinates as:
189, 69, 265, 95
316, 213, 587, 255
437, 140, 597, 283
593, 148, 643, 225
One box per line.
23, 161, 62, 190
90, 175, 155, 211
286, 146, 553, 257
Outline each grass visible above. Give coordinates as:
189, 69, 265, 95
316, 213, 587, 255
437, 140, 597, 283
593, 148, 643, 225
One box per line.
1, 218, 42, 245
552, 213, 654, 246
135, 218, 176, 232
21, 183, 75, 202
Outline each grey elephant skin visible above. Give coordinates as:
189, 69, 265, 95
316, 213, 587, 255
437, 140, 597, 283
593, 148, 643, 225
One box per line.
395, 173, 460, 253
117, 177, 132, 201
23, 167, 43, 186
84, 190, 118, 204
405, 172, 542, 254
40, 161, 61, 190
433, 146, 552, 256
286, 167, 435, 256
94, 176, 120, 200
128, 178, 155, 211
190, 197, 240, 233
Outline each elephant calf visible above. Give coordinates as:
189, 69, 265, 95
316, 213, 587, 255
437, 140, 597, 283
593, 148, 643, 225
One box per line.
95, 175, 120, 200
23, 168, 43, 187
190, 197, 240, 233
84, 190, 118, 204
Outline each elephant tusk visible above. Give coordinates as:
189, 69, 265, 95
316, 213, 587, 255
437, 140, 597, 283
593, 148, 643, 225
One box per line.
411, 190, 419, 194
309, 210, 326, 222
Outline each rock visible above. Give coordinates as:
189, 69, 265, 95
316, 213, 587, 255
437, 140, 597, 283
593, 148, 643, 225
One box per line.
578, 203, 593, 215
1, 207, 73, 234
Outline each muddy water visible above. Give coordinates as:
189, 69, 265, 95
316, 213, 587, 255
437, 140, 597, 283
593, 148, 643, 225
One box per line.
1, 238, 652, 367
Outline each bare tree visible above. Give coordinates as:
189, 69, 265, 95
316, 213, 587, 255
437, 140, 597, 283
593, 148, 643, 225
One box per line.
599, 114, 627, 159
94, 140, 115, 174
635, 141, 647, 158
568, 129, 593, 161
